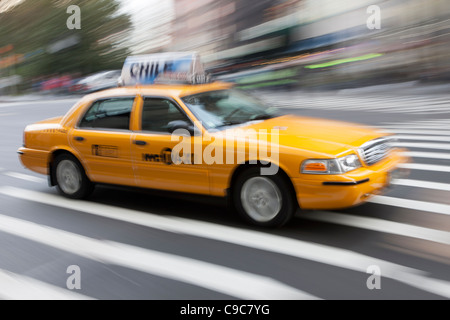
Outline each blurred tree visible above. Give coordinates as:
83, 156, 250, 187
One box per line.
0, 0, 131, 80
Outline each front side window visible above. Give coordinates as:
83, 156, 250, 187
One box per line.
79, 98, 135, 130
141, 98, 192, 133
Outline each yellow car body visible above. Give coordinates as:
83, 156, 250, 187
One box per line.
18, 81, 409, 226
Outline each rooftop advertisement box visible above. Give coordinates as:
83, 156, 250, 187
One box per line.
120, 52, 211, 86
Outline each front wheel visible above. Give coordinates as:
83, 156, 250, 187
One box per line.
233, 168, 297, 228
53, 154, 94, 199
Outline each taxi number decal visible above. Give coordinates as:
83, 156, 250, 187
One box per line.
92, 145, 119, 158
143, 148, 173, 165
143, 148, 197, 165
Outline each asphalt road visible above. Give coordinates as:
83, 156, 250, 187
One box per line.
0, 91, 449, 301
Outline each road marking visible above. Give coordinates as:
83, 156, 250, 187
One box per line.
403, 151, 450, 160
369, 196, 450, 216
392, 179, 450, 192
0, 113, 16, 117
384, 120, 450, 126
396, 135, 450, 142
383, 125, 450, 130
0, 214, 317, 300
1, 186, 449, 298
384, 129, 450, 136
398, 163, 450, 173
4, 172, 46, 183
0, 269, 94, 300
395, 142, 450, 150
301, 211, 450, 245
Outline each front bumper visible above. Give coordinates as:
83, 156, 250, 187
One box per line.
293, 149, 410, 210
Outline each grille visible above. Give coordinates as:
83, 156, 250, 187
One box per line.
359, 138, 392, 166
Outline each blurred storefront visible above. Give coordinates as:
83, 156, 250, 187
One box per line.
171, 0, 450, 90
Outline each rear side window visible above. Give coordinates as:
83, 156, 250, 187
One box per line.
79, 98, 135, 130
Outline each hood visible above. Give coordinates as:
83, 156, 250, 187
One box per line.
223, 115, 386, 157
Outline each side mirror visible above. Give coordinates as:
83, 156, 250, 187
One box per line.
167, 120, 195, 136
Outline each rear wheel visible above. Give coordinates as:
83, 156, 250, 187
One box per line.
233, 167, 297, 227
53, 153, 93, 199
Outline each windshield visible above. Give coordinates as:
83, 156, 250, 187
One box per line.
181, 89, 282, 131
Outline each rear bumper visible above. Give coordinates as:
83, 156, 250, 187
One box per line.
17, 147, 49, 175
293, 149, 410, 210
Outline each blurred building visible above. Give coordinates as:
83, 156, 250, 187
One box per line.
169, 0, 450, 89
171, 0, 300, 65
0, 0, 23, 13
121, 0, 174, 54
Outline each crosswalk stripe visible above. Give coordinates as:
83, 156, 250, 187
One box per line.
0, 269, 95, 300
301, 211, 450, 245
384, 125, 450, 130
262, 93, 450, 114
4, 172, 46, 183
369, 196, 450, 216
392, 179, 450, 192
403, 151, 450, 160
395, 135, 450, 142
398, 163, 450, 173
0, 214, 317, 300
383, 129, 450, 136
395, 142, 450, 150
1, 186, 449, 298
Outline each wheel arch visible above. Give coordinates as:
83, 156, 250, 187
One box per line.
48, 147, 89, 186
227, 161, 298, 206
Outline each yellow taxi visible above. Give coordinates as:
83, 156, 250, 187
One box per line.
18, 53, 409, 227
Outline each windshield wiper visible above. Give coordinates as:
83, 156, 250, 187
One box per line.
251, 114, 276, 121
218, 120, 246, 127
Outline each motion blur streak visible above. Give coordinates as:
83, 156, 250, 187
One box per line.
302, 212, 450, 245
0, 269, 94, 300
1, 187, 450, 299
0, 213, 318, 300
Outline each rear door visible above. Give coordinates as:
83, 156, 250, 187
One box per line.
69, 97, 137, 186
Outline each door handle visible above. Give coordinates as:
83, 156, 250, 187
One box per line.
134, 140, 147, 146
74, 136, 85, 142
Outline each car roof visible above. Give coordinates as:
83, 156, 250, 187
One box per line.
82, 81, 234, 101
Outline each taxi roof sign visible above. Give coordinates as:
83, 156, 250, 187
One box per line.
120, 52, 211, 86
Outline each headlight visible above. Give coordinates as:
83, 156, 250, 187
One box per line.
302, 154, 361, 175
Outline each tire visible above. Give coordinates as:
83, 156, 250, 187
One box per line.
232, 167, 297, 228
53, 153, 94, 199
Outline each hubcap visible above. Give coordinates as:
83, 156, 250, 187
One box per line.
241, 177, 282, 222
56, 160, 81, 195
